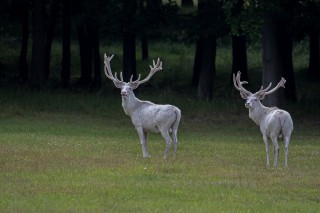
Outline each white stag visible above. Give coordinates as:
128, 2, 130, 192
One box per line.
104, 54, 181, 159
233, 71, 293, 167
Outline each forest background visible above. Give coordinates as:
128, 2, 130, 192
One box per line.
0, 0, 319, 103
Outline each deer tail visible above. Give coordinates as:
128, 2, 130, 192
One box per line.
172, 107, 181, 132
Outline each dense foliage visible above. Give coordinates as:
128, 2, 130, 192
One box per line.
0, 0, 319, 100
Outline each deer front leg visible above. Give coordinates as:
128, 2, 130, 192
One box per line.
263, 135, 270, 166
136, 127, 150, 158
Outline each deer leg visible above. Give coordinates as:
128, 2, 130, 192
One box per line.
171, 129, 178, 159
271, 136, 279, 167
136, 127, 150, 158
284, 136, 290, 168
160, 130, 172, 159
263, 135, 270, 166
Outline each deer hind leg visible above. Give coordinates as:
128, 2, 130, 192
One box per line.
284, 135, 290, 167
271, 135, 279, 167
263, 135, 270, 166
171, 128, 178, 159
160, 130, 172, 159
136, 127, 150, 158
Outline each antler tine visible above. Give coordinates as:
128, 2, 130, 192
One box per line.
103, 54, 113, 80
120, 72, 124, 82
153, 58, 161, 67
233, 71, 252, 96
130, 74, 141, 84
104, 53, 122, 83
113, 72, 122, 82
232, 72, 243, 91
263, 77, 286, 95
134, 58, 163, 85
254, 82, 272, 96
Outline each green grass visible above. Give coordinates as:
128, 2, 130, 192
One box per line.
1, 38, 320, 212
1, 86, 319, 213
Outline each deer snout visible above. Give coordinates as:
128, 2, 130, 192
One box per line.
245, 102, 250, 108
121, 91, 127, 96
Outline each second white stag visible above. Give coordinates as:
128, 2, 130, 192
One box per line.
233, 71, 293, 167
104, 54, 181, 159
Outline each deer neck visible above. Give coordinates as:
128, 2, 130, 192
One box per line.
121, 92, 140, 116
248, 102, 269, 126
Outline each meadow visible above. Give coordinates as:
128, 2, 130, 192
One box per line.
1, 39, 320, 212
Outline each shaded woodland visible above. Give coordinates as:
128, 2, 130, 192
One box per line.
0, 0, 320, 104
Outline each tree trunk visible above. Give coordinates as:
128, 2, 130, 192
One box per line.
122, 0, 137, 82
61, 0, 71, 87
230, 0, 248, 83
141, 34, 149, 60
19, 5, 29, 83
307, 32, 320, 80
192, 37, 204, 87
280, 34, 297, 102
44, 0, 59, 82
139, 0, 149, 61
197, 34, 216, 100
123, 32, 137, 82
30, 0, 46, 88
90, 24, 101, 89
231, 35, 248, 83
262, 14, 282, 107
77, 24, 92, 86
77, 21, 101, 88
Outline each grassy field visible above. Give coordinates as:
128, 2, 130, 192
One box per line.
1, 85, 320, 213
1, 40, 320, 212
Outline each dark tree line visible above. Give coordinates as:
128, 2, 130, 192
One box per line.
1, 0, 320, 104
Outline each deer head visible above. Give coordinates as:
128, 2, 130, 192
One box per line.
104, 54, 162, 97
233, 71, 286, 109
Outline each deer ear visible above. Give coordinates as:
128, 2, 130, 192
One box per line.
113, 81, 123, 88
256, 92, 266, 100
129, 82, 139, 90
240, 91, 248, 99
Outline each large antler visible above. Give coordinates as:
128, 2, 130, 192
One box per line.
104, 54, 124, 88
104, 53, 162, 88
133, 58, 162, 86
233, 71, 252, 98
254, 77, 286, 96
